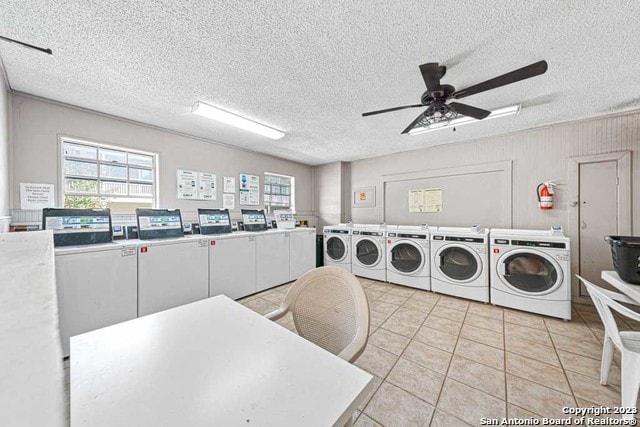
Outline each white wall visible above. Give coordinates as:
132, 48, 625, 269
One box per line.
0, 61, 10, 232
313, 161, 351, 229
349, 111, 640, 235
10, 94, 314, 220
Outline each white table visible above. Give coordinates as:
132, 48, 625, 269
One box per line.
602, 270, 640, 303
71, 295, 373, 427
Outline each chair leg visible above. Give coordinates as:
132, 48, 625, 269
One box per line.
600, 336, 615, 385
344, 414, 354, 427
620, 351, 640, 420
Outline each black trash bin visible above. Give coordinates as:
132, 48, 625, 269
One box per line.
605, 236, 640, 284
316, 235, 324, 268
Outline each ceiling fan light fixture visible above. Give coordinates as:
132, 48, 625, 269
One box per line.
409, 104, 521, 135
191, 101, 285, 140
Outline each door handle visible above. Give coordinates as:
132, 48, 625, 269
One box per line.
569, 201, 578, 207
581, 220, 587, 230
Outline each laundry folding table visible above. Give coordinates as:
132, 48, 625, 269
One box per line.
71, 295, 373, 426
602, 270, 640, 304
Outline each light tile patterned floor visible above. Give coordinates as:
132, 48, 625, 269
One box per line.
241, 278, 640, 426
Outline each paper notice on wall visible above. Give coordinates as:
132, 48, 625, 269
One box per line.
177, 169, 198, 199
198, 173, 217, 200
223, 193, 235, 210
408, 189, 425, 213
239, 173, 260, 205
408, 188, 443, 213
424, 188, 443, 212
20, 183, 55, 209
223, 176, 236, 193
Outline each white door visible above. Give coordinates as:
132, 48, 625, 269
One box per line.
256, 233, 291, 291
209, 236, 256, 299
579, 161, 619, 293
138, 240, 209, 316
56, 247, 137, 357
290, 230, 316, 281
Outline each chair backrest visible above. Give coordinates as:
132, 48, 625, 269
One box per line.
577, 275, 640, 350
282, 266, 370, 363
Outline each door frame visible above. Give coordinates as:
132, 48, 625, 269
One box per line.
568, 150, 632, 302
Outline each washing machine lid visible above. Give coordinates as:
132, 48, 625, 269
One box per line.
326, 235, 348, 261
354, 237, 383, 266
497, 248, 563, 295
435, 243, 482, 283
388, 240, 425, 274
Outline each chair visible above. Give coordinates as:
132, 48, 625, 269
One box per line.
577, 275, 640, 417
266, 266, 370, 363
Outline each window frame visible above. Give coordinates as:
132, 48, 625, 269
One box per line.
58, 136, 159, 208
263, 172, 295, 214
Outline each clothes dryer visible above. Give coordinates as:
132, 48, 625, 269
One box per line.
386, 225, 431, 290
323, 225, 352, 272
490, 227, 571, 320
352, 224, 387, 281
431, 226, 490, 302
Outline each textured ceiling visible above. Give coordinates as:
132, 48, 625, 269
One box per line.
1, 1, 639, 165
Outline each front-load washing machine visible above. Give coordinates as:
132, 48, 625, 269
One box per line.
490, 227, 571, 320
323, 224, 352, 272
430, 226, 490, 302
386, 225, 431, 290
352, 224, 387, 281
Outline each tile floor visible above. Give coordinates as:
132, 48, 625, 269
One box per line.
240, 278, 640, 426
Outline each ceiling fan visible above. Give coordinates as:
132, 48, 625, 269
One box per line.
362, 60, 548, 134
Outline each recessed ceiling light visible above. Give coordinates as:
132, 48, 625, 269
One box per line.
408, 104, 521, 135
192, 101, 285, 140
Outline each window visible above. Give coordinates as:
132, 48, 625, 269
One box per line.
264, 173, 295, 213
61, 139, 157, 213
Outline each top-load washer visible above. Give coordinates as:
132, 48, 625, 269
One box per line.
386, 225, 431, 290
323, 224, 352, 272
430, 226, 490, 302
490, 227, 571, 320
351, 224, 387, 281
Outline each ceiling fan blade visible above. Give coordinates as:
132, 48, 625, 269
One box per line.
401, 111, 426, 134
362, 104, 423, 117
452, 60, 548, 99
419, 63, 446, 91
449, 102, 491, 120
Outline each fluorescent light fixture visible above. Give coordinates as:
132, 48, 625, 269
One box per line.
192, 101, 285, 140
408, 104, 521, 136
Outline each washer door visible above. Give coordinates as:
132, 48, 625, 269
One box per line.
435, 244, 482, 283
389, 241, 425, 275
355, 238, 382, 267
326, 236, 347, 262
497, 249, 563, 295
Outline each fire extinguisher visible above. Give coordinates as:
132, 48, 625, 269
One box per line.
537, 181, 556, 209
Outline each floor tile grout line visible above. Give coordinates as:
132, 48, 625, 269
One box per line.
361, 286, 442, 426
429, 295, 475, 427
542, 314, 580, 407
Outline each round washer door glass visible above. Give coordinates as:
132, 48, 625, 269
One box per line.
503, 253, 558, 293
391, 243, 422, 273
439, 247, 478, 281
356, 239, 380, 266
326, 236, 346, 261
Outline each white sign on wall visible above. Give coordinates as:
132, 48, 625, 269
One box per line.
223, 193, 235, 210
176, 170, 198, 199
20, 183, 55, 209
408, 188, 443, 213
239, 173, 260, 206
198, 172, 217, 201
223, 177, 236, 193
